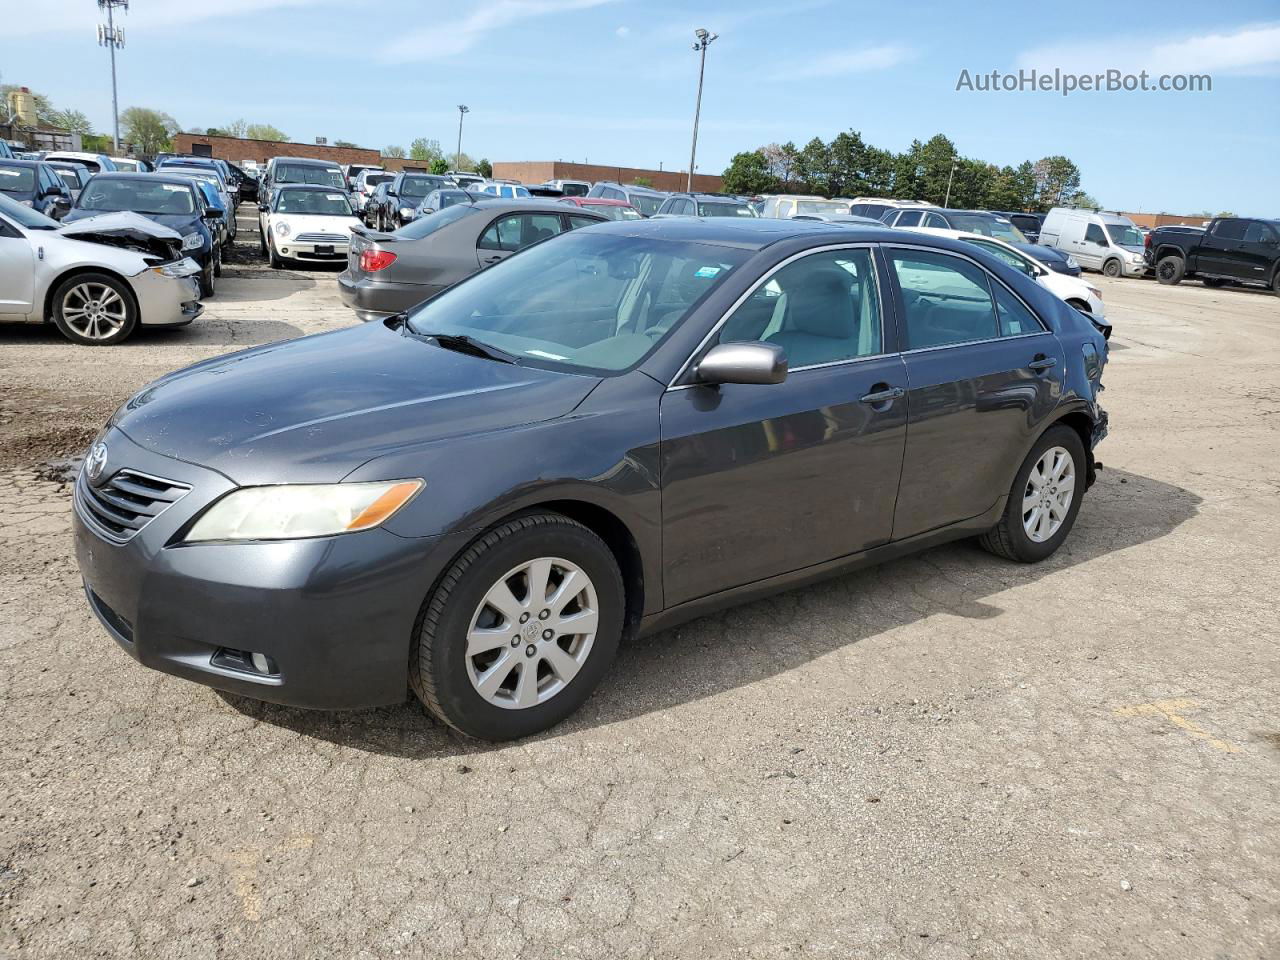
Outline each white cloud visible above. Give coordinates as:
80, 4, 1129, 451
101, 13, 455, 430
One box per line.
1017, 21, 1280, 75
771, 44, 915, 80
616, 26, 630, 38
385, 0, 620, 62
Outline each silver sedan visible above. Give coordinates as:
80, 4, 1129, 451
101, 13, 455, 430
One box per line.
0, 195, 203, 345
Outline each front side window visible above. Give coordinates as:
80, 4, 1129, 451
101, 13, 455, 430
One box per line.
795, 199, 850, 216
890, 249, 1000, 350
405, 232, 748, 373
1210, 218, 1247, 241
697, 201, 757, 217
720, 248, 882, 368
628, 193, 663, 216
895, 210, 923, 227
964, 237, 1036, 277
923, 213, 949, 229
0, 165, 35, 193
946, 213, 1026, 243
1084, 224, 1107, 245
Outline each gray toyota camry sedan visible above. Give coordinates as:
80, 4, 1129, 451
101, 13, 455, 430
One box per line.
74, 217, 1109, 740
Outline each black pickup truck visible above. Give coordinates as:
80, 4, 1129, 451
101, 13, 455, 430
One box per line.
1147, 217, 1280, 294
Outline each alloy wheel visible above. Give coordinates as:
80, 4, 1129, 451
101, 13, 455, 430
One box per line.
465, 557, 599, 710
1022, 445, 1075, 543
61, 282, 127, 341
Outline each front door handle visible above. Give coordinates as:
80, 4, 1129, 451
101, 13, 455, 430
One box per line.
1027, 355, 1057, 372
860, 385, 905, 405
481, 255, 503, 265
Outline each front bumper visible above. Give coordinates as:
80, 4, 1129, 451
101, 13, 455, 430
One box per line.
72, 428, 453, 709
1118, 259, 1145, 278
129, 261, 203, 327
276, 240, 350, 262
337, 270, 441, 322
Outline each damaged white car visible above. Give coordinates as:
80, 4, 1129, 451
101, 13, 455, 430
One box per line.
0, 194, 203, 345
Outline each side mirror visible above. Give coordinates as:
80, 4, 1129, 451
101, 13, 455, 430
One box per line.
52, 196, 72, 216
204, 209, 224, 220
258, 202, 269, 212
696, 342, 788, 386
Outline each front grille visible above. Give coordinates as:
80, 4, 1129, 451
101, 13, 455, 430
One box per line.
294, 232, 349, 243
75, 469, 190, 543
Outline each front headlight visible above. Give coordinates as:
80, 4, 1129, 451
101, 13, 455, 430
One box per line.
274, 221, 291, 237
185, 480, 423, 542
180, 232, 204, 251
399, 207, 414, 218
152, 258, 201, 279
19, 199, 34, 207
1065, 255, 1079, 268
1085, 284, 1102, 299
1128, 253, 1143, 263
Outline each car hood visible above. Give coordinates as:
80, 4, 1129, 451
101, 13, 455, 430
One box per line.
57, 211, 185, 259
111, 321, 602, 485
62, 208, 201, 233
275, 213, 360, 234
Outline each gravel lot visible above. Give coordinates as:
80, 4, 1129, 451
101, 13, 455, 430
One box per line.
2, 214, 1278, 959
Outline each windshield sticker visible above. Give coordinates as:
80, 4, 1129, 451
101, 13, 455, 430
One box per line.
0, 169, 20, 177
161, 183, 187, 191
326, 193, 345, 201
694, 266, 721, 278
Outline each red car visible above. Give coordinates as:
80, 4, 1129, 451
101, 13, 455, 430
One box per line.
557, 196, 642, 221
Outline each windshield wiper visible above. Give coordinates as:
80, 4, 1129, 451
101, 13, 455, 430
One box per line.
415, 331, 520, 365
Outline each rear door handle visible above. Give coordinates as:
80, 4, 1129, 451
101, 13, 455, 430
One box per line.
1027, 355, 1057, 372
860, 386, 905, 404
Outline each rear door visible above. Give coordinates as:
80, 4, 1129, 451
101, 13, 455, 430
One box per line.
1230, 220, 1277, 283
885, 245, 1065, 540
476, 212, 566, 268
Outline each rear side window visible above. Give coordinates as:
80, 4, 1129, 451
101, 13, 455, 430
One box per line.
992, 283, 1043, 336
478, 212, 564, 251
1244, 221, 1279, 244
895, 211, 923, 227
890, 250, 999, 349
567, 215, 601, 231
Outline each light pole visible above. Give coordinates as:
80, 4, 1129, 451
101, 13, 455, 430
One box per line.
455, 104, 469, 172
97, 0, 128, 153
943, 159, 959, 207
687, 28, 717, 192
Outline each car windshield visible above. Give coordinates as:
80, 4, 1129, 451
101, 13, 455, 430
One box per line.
1105, 224, 1144, 247
0, 192, 58, 228
405, 231, 748, 373
175, 171, 220, 187
275, 189, 353, 215
946, 213, 1027, 243
796, 200, 850, 215
276, 163, 345, 188
697, 201, 758, 217
396, 203, 481, 238
401, 176, 447, 199
628, 193, 663, 216
76, 179, 196, 215
593, 205, 642, 221
0, 165, 35, 192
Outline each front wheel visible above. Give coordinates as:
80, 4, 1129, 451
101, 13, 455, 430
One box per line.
50, 273, 138, 345
199, 259, 216, 298
410, 513, 624, 740
979, 425, 1086, 563
1156, 256, 1184, 285
1102, 259, 1122, 278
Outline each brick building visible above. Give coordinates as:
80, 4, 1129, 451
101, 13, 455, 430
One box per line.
1119, 211, 1212, 229
172, 133, 380, 167
493, 160, 723, 193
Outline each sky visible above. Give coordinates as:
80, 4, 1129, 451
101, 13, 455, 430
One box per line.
3, 0, 1278, 215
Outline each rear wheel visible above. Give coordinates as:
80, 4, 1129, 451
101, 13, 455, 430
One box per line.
979, 425, 1086, 563
1102, 259, 1122, 278
50, 273, 138, 345
410, 513, 624, 740
1156, 256, 1184, 285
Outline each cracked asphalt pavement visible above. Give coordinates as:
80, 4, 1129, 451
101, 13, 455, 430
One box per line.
1, 218, 1278, 959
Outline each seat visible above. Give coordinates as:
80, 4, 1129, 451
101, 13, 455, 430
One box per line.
765, 265, 859, 368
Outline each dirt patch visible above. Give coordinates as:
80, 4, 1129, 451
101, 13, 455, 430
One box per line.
0, 385, 113, 472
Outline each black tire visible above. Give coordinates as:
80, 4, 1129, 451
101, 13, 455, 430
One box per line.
1273, 272, 1280, 297
1156, 256, 1184, 285
268, 236, 284, 269
410, 513, 625, 741
213, 246, 222, 278
979, 424, 1087, 564
1101, 259, 1122, 278
50, 272, 138, 346
258, 224, 267, 255
199, 260, 216, 298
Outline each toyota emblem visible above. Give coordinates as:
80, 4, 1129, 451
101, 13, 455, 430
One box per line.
85, 442, 108, 484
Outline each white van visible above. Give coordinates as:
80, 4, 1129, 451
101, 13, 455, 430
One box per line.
757, 195, 852, 218
1040, 208, 1146, 277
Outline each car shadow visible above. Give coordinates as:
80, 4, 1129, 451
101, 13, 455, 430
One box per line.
216, 467, 1201, 758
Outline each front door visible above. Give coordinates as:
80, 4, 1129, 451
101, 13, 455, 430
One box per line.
475, 212, 566, 268
660, 246, 908, 606
0, 226, 34, 315
885, 246, 1065, 540
1075, 222, 1108, 271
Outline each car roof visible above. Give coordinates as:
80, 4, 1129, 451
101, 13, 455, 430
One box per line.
91, 171, 197, 189
275, 182, 348, 192
567, 197, 631, 206
0, 158, 43, 168
580, 215, 905, 250
272, 156, 341, 167
466, 198, 599, 213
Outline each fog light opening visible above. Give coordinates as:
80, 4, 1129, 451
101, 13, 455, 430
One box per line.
212, 646, 279, 677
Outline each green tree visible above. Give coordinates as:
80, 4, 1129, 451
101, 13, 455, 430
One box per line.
475, 158, 492, 179
410, 137, 444, 164
761, 141, 799, 189
120, 106, 180, 154
917, 134, 959, 205
861, 146, 896, 196
1031, 155, 1081, 211
334, 140, 358, 148
226, 118, 247, 138
721, 150, 777, 195
827, 130, 869, 198
430, 156, 450, 175
244, 123, 287, 142
49, 108, 93, 136
892, 140, 925, 200
794, 137, 831, 195
632, 175, 654, 188
383, 144, 406, 158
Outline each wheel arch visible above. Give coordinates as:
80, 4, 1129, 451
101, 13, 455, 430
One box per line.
1153, 245, 1185, 264
42, 264, 139, 324
1046, 409, 1098, 488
